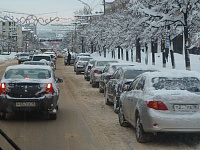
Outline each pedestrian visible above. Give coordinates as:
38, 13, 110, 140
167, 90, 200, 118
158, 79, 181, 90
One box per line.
165, 48, 169, 62
67, 52, 71, 65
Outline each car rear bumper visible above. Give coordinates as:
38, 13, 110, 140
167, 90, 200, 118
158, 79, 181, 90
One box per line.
0, 95, 57, 113
76, 67, 86, 72
142, 109, 200, 133
93, 74, 101, 82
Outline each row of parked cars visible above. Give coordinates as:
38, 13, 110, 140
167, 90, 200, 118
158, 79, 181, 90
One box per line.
72, 52, 200, 143
0, 51, 63, 120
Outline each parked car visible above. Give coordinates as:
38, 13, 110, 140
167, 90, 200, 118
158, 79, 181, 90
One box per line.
99, 63, 135, 93
32, 54, 55, 70
75, 57, 93, 74
90, 60, 118, 87
17, 53, 31, 64
23, 61, 49, 66
0, 65, 63, 120
84, 59, 96, 81
64, 53, 76, 65
74, 53, 91, 66
118, 70, 200, 143
74, 55, 90, 72
105, 66, 158, 113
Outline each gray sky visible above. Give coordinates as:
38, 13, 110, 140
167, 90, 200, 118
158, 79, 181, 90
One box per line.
0, 0, 114, 23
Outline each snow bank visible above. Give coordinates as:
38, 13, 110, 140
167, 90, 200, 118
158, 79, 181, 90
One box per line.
0, 53, 17, 62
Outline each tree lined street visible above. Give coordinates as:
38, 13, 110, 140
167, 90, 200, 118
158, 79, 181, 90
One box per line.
0, 58, 200, 150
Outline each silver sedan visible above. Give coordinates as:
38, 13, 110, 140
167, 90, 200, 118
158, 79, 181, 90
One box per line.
119, 70, 200, 143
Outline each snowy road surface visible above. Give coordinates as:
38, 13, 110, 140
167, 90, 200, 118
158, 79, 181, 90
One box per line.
1, 59, 200, 150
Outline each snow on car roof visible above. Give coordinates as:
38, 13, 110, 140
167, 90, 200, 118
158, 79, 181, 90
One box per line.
118, 64, 159, 71
109, 63, 135, 67
5, 65, 52, 71
143, 69, 200, 79
33, 54, 52, 57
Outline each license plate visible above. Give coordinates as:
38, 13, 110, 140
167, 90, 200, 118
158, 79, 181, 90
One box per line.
16, 102, 36, 107
174, 104, 199, 112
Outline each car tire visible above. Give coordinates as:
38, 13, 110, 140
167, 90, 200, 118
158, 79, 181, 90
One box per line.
0, 112, 6, 120
105, 91, 112, 105
99, 86, 104, 93
113, 95, 119, 114
49, 113, 57, 120
118, 106, 129, 127
136, 116, 152, 143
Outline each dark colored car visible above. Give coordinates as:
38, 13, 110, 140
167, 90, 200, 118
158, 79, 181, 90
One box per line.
105, 66, 158, 113
0, 65, 63, 120
99, 63, 135, 93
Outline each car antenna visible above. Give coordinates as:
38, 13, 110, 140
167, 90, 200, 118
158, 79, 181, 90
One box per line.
0, 129, 21, 150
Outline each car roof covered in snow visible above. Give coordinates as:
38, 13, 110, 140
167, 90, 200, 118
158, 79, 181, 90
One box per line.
33, 54, 52, 57
141, 69, 200, 79
5, 65, 52, 71
117, 65, 160, 71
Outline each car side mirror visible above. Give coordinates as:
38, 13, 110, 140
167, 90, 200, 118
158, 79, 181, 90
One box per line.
56, 78, 63, 83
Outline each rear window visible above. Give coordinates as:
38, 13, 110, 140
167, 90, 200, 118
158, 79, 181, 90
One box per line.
79, 57, 92, 61
90, 60, 96, 65
20, 54, 29, 56
124, 70, 154, 79
24, 62, 46, 65
5, 69, 51, 79
97, 61, 118, 66
33, 56, 51, 61
152, 77, 200, 91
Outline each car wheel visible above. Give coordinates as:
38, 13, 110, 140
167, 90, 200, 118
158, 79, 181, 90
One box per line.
49, 113, 57, 120
113, 95, 119, 114
136, 116, 152, 143
105, 91, 112, 105
118, 106, 129, 127
0, 112, 6, 120
99, 85, 104, 93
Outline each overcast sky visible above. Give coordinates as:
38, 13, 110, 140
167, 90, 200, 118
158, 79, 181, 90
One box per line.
0, 0, 114, 23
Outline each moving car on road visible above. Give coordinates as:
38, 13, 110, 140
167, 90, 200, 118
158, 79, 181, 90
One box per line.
17, 53, 31, 64
32, 54, 56, 70
0, 65, 63, 120
119, 70, 200, 143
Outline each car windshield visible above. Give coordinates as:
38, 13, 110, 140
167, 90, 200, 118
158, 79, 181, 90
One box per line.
152, 77, 200, 91
124, 70, 154, 79
97, 61, 118, 66
33, 56, 51, 61
79, 57, 92, 61
5, 69, 51, 79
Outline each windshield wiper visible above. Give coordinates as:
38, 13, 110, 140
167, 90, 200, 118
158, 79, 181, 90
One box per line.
0, 129, 21, 150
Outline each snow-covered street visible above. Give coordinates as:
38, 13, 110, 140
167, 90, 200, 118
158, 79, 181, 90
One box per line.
1, 58, 200, 150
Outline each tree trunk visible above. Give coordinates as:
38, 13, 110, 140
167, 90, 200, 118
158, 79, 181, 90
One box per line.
118, 46, 120, 59
184, 26, 191, 70
136, 38, 141, 63
145, 43, 148, 65
151, 41, 155, 65
126, 50, 129, 61
161, 40, 166, 68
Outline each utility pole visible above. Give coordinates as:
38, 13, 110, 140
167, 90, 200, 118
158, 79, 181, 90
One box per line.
103, 0, 106, 15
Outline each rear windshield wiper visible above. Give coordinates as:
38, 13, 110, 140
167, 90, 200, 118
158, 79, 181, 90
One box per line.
0, 129, 21, 150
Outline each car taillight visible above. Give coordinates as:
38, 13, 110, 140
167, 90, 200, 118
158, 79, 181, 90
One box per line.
146, 101, 168, 111
46, 83, 54, 94
0, 83, 6, 95
94, 70, 99, 74
51, 62, 54, 66
122, 84, 127, 90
